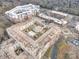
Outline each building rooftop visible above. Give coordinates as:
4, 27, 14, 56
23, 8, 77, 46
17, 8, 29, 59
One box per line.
7, 17, 61, 59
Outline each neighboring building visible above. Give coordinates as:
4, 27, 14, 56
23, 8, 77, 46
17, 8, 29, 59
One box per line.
5, 4, 73, 25
7, 17, 61, 59
5, 4, 40, 23
38, 9, 72, 25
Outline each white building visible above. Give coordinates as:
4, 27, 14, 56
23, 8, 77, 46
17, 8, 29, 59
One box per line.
5, 4, 40, 23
